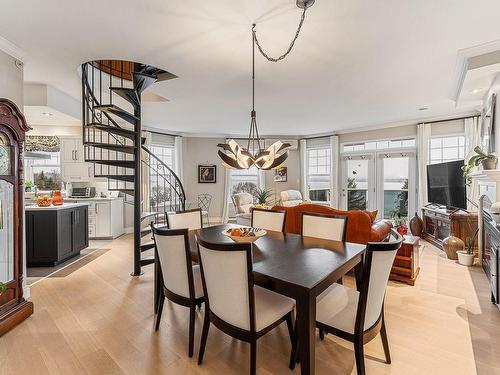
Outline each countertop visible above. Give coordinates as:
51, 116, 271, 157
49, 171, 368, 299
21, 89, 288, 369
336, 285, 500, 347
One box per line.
64, 197, 123, 201
25, 202, 90, 211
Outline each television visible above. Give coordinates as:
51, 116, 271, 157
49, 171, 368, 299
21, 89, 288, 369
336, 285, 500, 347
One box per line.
427, 160, 466, 209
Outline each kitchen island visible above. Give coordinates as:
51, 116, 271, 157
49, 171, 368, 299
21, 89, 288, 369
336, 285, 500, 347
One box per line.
26, 203, 89, 266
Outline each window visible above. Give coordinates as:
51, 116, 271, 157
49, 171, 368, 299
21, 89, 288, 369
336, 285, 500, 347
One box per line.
307, 147, 331, 203
26, 151, 62, 190
428, 135, 465, 164
342, 138, 415, 152
150, 145, 174, 170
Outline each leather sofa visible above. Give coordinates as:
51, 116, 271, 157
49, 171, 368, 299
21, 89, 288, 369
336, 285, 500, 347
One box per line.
271, 204, 392, 244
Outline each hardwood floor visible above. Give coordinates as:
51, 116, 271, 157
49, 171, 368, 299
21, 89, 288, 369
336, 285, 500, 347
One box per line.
1, 235, 499, 375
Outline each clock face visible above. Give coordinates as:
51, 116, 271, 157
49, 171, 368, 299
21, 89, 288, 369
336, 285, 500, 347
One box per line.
0, 144, 11, 175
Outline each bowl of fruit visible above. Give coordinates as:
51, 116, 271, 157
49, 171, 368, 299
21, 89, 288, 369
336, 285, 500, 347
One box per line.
222, 227, 267, 243
36, 195, 53, 207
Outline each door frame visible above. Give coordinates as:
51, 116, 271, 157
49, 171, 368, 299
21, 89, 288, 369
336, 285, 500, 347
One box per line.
340, 152, 377, 211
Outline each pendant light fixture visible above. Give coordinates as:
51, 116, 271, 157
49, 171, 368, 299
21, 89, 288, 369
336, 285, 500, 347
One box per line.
217, 0, 315, 170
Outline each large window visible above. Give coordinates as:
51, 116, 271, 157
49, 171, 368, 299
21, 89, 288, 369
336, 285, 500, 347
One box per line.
26, 151, 62, 190
343, 138, 415, 152
306, 147, 331, 203
428, 135, 465, 164
150, 145, 174, 170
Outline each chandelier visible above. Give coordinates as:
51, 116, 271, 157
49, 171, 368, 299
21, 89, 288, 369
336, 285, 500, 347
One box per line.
217, 0, 315, 170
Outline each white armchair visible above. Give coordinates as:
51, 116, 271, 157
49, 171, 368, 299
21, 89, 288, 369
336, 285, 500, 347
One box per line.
280, 190, 303, 207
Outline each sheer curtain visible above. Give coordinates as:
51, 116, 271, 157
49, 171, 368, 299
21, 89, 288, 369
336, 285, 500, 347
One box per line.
330, 135, 339, 208
417, 123, 431, 210
299, 139, 307, 199
174, 136, 183, 183
465, 116, 481, 211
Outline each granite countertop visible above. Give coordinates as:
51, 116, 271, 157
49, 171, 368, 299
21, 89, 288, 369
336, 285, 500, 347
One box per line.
25, 202, 90, 211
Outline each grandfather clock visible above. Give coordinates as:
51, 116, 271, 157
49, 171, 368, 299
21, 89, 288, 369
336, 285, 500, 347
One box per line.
0, 98, 33, 336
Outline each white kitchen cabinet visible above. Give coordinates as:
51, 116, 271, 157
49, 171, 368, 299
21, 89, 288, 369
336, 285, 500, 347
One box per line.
61, 162, 90, 181
60, 136, 90, 182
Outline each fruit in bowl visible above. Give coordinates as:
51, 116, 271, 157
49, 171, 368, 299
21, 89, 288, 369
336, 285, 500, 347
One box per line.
36, 195, 52, 207
223, 227, 267, 243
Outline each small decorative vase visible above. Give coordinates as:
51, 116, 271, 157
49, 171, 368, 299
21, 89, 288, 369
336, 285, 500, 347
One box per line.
481, 158, 497, 170
396, 225, 408, 235
442, 235, 464, 260
409, 212, 423, 236
52, 190, 64, 206
457, 250, 475, 266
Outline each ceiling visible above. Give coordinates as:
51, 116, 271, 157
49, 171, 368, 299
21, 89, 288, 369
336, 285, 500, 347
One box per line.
1, 0, 500, 136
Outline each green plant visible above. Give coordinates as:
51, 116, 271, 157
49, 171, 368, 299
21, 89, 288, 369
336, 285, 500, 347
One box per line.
462, 146, 497, 184
25, 180, 33, 192
254, 188, 273, 205
0, 282, 6, 294
465, 228, 479, 255
392, 213, 406, 227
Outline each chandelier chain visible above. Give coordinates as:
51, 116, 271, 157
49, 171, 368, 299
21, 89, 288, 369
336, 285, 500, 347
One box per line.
252, 8, 307, 62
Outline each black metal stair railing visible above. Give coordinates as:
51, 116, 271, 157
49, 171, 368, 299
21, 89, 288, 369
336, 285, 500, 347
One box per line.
81, 60, 185, 275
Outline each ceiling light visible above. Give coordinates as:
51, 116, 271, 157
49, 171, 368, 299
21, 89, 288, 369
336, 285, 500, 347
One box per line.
42, 112, 53, 117
418, 107, 429, 111
471, 88, 484, 94
218, 1, 314, 170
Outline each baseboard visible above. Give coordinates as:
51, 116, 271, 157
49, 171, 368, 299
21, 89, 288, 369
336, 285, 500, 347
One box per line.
124, 227, 133, 234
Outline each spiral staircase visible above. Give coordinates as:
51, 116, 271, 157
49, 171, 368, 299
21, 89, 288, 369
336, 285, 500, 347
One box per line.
81, 60, 186, 276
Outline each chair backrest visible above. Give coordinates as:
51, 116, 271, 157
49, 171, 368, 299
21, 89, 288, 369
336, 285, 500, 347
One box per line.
197, 239, 255, 332
198, 194, 212, 211
251, 208, 286, 232
356, 229, 403, 332
152, 225, 194, 300
280, 190, 303, 207
301, 212, 347, 241
232, 192, 254, 214
167, 208, 203, 230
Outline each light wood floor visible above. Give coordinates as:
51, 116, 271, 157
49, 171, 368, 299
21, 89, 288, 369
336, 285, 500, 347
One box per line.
1, 235, 499, 375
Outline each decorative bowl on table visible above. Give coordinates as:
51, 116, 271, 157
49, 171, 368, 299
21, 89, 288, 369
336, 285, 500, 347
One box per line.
36, 195, 52, 207
222, 227, 267, 243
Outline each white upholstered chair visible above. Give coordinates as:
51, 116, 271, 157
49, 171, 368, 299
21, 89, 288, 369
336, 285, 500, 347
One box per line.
232, 192, 254, 214
301, 212, 348, 241
152, 225, 204, 357
251, 208, 286, 232
167, 208, 203, 230
196, 239, 296, 375
311, 230, 403, 375
280, 190, 303, 207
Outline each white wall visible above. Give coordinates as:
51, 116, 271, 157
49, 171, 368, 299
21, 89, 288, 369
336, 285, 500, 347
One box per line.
0, 49, 23, 108
28, 124, 81, 137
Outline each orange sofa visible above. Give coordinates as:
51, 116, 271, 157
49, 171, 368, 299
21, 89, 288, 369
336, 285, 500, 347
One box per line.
271, 204, 392, 244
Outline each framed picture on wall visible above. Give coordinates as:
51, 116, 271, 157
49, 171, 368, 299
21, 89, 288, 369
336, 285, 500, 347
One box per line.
198, 165, 216, 183
273, 166, 287, 182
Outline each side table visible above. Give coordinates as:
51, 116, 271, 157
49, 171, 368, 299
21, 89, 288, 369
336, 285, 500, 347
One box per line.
389, 235, 420, 286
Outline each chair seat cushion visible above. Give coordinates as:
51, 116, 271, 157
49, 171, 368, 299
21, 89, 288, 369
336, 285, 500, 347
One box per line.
254, 286, 295, 332
192, 265, 204, 299
316, 284, 359, 334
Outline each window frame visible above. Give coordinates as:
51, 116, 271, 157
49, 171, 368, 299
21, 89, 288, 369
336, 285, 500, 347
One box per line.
428, 134, 465, 165
306, 146, 331, 204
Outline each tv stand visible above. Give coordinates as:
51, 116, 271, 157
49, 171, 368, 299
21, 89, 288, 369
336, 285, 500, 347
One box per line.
421, 206, 477, 251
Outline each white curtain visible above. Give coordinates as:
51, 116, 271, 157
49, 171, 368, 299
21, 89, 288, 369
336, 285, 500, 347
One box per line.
299, 139, 307, 199
330, 135, 339, 208
174, 136, 183, 183
417, 123, 431, 210
221, 138, 232, 223
465, 116, 481, 211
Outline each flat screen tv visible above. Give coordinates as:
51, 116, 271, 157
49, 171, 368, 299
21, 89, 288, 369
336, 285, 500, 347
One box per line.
427, 160, 466, 209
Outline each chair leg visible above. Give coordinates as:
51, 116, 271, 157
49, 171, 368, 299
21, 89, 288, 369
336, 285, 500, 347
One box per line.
380, 315, 391, 364
319, 329, 325, 340
354, 337, 366, 375
198, 312, 210, 365
154, 293, 165, 331
188, 306, 196, 357
285, 313, 297, 370
250, 341, 257, 375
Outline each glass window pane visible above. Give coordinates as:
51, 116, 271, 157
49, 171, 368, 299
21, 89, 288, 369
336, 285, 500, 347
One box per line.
389, 140, 402, 148
343, 145, 354, 152
377, 141, 389, 149
430, 148, 441, 161
458, 147, 465, 159
442, 147, 458, 160
402, 139, 416, 147
353, 144, 365, 151
459, 136, 465, 146
365, 142, 377, 150
346, 159, 368, 189
430, 138, 441, 148
347, 190, 367, 210
442, 137, 458, 147
383, 157, 409, 220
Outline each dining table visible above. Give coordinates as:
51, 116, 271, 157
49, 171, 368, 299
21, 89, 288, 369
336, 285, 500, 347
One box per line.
155, 223, 366, 375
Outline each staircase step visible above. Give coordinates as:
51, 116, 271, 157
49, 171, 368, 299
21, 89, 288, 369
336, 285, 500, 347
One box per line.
85, 142, 136, 154
109, 87, 140, 107
141, 227, 152, 238
86, 123, 136, 140
87, 159, 135, 169
93, 174, 134, 182
139, 256, 155, 266
133, 72, 157, 93
94, 104, 139, 125
141, 211, 158, 221
140, 241, 155, 252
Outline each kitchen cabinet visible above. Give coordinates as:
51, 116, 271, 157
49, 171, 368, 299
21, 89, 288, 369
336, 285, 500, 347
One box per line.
60, 136, 90, 182
26, 203, 89, 266
61, 137, 84, 163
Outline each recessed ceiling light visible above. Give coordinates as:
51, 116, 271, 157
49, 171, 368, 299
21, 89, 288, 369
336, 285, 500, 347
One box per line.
471, 88, 484, 94
418, 107, 429, 111
42, 112, 53, 117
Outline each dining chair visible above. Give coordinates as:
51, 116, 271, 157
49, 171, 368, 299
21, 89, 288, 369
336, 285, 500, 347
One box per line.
251, 208, 286, 232
152, 225, 205, 357
308, 229, 403, 375
196, 238, 296, 375
197, 193, 212, 226
301, 212, 348, 241
167, 208, 203, 230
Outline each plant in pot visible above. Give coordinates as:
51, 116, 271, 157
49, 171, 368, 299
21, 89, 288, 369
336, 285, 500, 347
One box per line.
457, 228, 478, 266
392, 213, 408, 235
253, 188, 274, 206
462, 146, 497, 184
0, 282, 6, 295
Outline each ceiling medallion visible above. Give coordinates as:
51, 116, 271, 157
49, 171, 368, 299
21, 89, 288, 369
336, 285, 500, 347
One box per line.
217, 1, 314, 170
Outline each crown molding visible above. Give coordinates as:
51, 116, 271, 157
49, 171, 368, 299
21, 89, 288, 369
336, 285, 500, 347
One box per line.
0, 35, 27, 62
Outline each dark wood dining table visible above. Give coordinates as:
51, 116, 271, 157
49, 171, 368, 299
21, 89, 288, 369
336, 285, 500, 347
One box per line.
156, 223, 366, 375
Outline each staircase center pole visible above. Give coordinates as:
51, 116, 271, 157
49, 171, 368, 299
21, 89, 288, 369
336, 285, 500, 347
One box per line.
132, 65, 143, 276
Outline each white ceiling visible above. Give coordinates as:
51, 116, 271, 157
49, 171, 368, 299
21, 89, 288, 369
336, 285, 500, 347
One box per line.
1, 0, 500, 136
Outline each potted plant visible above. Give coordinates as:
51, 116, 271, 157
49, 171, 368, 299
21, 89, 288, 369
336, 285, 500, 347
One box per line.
457, 227, 478, 266
0, 282, 6, 295
392, 213, 408, 235
253, 188, 274, 205
463, 146, 498, 184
